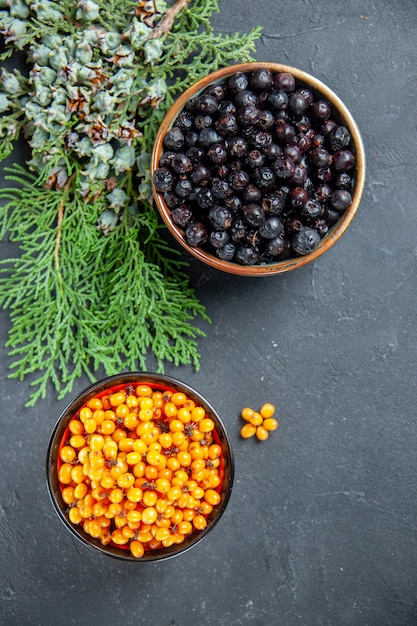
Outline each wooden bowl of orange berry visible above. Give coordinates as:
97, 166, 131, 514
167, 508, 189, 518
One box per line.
46, 373, 234, 561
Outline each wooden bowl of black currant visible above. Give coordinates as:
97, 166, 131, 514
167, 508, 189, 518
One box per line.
151, 63, 366, 276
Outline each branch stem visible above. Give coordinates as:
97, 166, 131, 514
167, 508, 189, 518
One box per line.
148, 0, 191, 39
54, 175, 75, 277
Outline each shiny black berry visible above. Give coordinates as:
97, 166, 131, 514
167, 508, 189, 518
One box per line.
274, 72, 296, 92
235, 245, 259, 265
251, 68, 274, 91
243, 203, 265, 227
190, 164, 211, 186
332, 149, 355, 171
259, 216, 283, 239
208, 205, 233, 230
175, 178, 193, 197
209, 230, 229, 248
207, 143, 228, 164
185, 222, 208, 247
267, 89, 289, 110
330, 189, 352, 212
163, 127, 184, 151
198, 128, 221, 147
311, 100, 332, 120
227, 72, 249, 94
170, 205, 193, 227
153, 169, 175, 192
227, 136, 248, 158
171, 153, 193, 174
196, 94, 219, 114
291, 227, 321, 255
216, 242, 236, 261
327, 125, 351, 151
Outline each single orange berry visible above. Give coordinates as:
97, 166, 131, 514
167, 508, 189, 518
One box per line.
241, 407, 255, 421
260, 403, 275, 418
263, 417, 279, 431
249, 412, 263, 426
240, 423, 256, 439
256, 425, 269, 441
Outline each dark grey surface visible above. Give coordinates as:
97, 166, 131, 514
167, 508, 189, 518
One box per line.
1, 1, 416, 625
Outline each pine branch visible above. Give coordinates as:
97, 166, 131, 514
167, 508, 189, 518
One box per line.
0, 0, 261, 405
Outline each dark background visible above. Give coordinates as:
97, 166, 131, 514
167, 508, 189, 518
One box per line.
1, 1, 417, 624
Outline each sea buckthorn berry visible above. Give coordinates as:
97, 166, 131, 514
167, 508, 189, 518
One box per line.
193, 515, 207, 530
111, 529, 129, 545
126, 451, 142, 466
117, 472, 135, 489
112, 427, 127, 443
132, 438, 147, 455
126, 487, 143, 503
191, 406, 205, 422
127, 510, 142, 524
166, 457, 180, 471
159, 433, 173, 449
249, 412, 263, 426
240, 423, 256, 439
71, 465, 85, 484
84, 418, 97, 434
109, 488, 124, 503
61, 487, 75, 505
79, 407, 92, 422
133, 462, 146, 478
256, 425, 269, 441
169, 419, 184, 433
130, 540, 145, 559
141, 506, 158, 525
177, 408, 191, 423
155, 478, 171, 494
139, 408, 154, 422
114, 436, 133, 454
93, 409, 105, 425
171, 392, 187, 406
87, 397, 103, 411
60, 445, 76, 463
139, 396, 153, 411
164, 402, 177, 418
208, 444, 222, 459
204, 489, 221, 506
58, 463, 73, 484
69, 507, 82, 525
241, 407, 255, 421
115, 404, 129, 419
199, 418, 214, 433
260, 403, 275, 418
126, 395, 139, 409
101, 473, 115, 489
263, 417, 279, 431
101, 420, 116, 435
124, 413, 140, 430
109, 392, 126, 407
69, 419, 84, 435
137, 385, 152, 397
122, 526, 135, 539
143, 490, 158, 507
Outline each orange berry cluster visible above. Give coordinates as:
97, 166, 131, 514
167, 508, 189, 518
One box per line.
240, 403, 278, 441
57, 384, 224, 558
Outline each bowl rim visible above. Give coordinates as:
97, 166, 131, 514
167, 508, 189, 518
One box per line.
151, 61, 366, 276
46, 371, 234, 562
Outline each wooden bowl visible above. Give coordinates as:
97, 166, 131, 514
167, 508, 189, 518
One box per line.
151, 62, 366, 276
